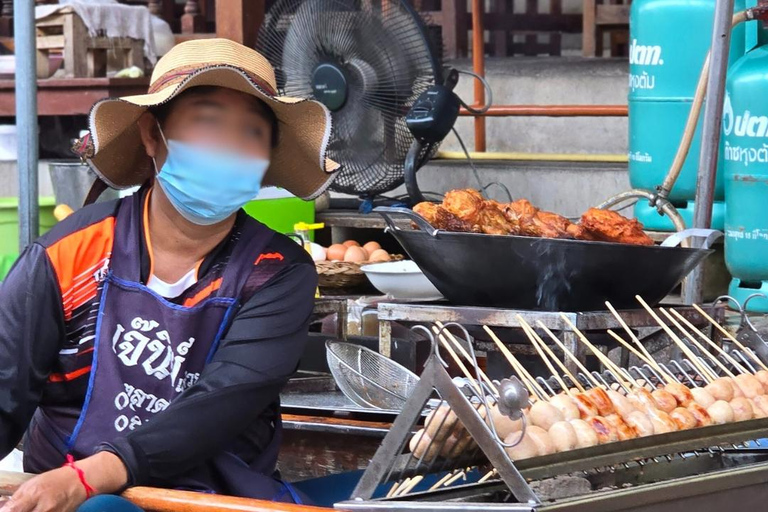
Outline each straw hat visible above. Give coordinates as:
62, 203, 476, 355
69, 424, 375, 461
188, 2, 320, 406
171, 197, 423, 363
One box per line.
80, 38, 340, 200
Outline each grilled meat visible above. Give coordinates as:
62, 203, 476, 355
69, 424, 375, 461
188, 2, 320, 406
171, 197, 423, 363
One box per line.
443, 189, 517, 235
579, 208, 655, 246
412, 202, 481, 233
412, 189, 653, 246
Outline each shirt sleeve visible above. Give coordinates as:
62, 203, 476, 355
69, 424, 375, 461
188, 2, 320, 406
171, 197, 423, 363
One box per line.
100, 259, 318, 485
0, 243, 66, 457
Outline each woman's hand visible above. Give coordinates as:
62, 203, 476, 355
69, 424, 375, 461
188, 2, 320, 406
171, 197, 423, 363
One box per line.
0, 467, 86, 512
0, 451, 129, 512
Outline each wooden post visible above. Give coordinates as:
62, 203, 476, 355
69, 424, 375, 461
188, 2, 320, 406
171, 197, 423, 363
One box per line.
182, 0, 205, 33
215, 0, 263, 48
0, 0, 12, 37
491, 0, 508, 56
63, 11, 88, 77
582, 0, 597, 56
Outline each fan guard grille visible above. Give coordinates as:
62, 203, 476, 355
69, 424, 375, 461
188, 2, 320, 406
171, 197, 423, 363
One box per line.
257, 0, 442, 196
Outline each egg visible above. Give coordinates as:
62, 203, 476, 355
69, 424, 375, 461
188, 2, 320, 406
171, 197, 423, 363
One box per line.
363, 241, 382, 255
308, 243, 326, 262
342, 240, 360, 248
369, 249, 391, 262
344, 246, 368, 263
327, 244, 347, 261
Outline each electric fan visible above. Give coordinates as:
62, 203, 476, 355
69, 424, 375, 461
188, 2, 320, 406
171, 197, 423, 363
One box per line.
256, 0, 461, 204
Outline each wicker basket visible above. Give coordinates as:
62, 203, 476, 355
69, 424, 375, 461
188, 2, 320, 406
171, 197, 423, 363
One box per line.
316, 255, 403, 291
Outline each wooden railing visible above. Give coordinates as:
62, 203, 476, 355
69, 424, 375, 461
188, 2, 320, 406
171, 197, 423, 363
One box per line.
3, 0, 602, 60
0, 1, 217, 37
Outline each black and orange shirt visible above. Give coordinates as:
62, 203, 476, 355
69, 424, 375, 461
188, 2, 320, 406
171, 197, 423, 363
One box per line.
0, 187, 317, 489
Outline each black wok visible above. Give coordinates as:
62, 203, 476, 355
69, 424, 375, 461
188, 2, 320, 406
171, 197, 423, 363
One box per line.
376, 208, 715, 312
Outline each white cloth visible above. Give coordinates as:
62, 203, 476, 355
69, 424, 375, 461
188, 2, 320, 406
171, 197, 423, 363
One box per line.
146, 267, 198, 299
35, 0, 162, 64
0, 449, 23, 473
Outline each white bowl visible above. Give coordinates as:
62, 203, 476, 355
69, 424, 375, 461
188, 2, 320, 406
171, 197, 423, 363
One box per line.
360, 260, 443, 301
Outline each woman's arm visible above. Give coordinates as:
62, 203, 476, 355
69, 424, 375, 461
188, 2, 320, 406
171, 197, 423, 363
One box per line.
0, 243, 65, 456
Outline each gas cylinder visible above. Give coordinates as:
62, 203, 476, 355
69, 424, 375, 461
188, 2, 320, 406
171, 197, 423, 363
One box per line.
628, 0, 752, 231
723, 43, 768, 312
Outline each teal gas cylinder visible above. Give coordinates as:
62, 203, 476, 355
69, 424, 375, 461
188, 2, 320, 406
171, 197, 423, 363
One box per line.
723, 43, 768, 313
628, 0, 754, 231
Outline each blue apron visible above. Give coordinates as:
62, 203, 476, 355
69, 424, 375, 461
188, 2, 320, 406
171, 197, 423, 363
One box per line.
28, 195, 302, 503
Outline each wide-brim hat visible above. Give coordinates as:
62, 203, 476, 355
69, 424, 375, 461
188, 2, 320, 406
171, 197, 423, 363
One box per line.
81, 38, 340, 200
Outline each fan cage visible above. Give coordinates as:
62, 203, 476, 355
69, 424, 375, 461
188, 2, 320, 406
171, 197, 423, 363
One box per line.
257, 0, 444, 197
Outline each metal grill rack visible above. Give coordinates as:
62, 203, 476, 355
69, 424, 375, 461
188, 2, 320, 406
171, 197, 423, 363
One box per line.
376, 303, 726, 373
340, 321, 768, 512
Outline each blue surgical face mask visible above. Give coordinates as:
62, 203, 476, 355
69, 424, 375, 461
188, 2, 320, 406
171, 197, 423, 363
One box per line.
152, 124, 268, 226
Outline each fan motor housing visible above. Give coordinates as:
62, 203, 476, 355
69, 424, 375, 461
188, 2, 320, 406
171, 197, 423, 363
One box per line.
407, 84, 460, 144
312, 63, 348, 111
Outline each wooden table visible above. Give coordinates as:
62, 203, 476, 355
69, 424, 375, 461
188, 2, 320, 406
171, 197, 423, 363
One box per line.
0, 77, 150, 116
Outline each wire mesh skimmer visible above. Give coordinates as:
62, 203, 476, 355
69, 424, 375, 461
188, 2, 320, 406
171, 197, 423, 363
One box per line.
326, 340, 420, 410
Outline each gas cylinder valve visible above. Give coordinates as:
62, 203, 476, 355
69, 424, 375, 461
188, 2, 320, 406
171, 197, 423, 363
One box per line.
747, 1, 768, 25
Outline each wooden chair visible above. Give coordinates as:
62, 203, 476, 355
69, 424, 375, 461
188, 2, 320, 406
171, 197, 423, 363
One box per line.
582, 0, 631, 57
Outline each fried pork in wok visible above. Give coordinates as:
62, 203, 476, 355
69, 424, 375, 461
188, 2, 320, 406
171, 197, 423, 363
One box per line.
413, 190, 654, 246
580, 208, 654, 246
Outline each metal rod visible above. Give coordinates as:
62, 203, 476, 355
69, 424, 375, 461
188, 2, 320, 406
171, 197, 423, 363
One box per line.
459, 105, 628, 117
471, 0, 486, 152
14, 0, 39, 251
684, 0, 736, 303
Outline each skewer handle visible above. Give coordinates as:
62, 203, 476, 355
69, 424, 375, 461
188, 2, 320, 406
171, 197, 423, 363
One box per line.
606, 301, 675, 384
692, 303, 768, 371
484, 326, 549, 399
558, 314, 631, 389
529, 323, 586, 393
536, 321, 602, 389
635, 296, 717, 382
433, 323, 499, 395
669, 308, 748, 374
517, 316, 573, 397
660, 308, 735, 379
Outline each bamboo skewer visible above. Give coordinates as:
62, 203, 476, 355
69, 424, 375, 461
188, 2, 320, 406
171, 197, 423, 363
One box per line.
508, 351, 549, 400
605, 301, 672, 380
605, 329, 675, 385
437, 332, 484, 396
443, 471, 467, 487
535, 321, 602, 389
692, 303, 768, 372
483, 325, 549, 399
397, 475, 424, 496
669, 308, 750, 374
525, 322, 587, 393
660, 308, 736, 379
557, 314, 634, 391
516, 316, 574, 397
635, 296, 717, 382
478, 469, 498, 483
387, 479, 406, 497
433, 322, 499, 395
429, 471, 461, 491
606, 330, 654, 368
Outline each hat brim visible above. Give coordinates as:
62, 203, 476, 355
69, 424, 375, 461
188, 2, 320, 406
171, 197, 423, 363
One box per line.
87, 66, 340, 200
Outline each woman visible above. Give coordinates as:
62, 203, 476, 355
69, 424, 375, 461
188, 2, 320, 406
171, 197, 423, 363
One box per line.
0, 39, 339, 511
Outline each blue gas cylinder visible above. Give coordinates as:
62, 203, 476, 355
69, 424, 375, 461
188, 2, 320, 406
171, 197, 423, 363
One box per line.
628, 0, 752, 231
723, 43, 768, 313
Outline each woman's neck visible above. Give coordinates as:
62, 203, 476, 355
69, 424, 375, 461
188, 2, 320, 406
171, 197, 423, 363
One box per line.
146, 183, 235, 282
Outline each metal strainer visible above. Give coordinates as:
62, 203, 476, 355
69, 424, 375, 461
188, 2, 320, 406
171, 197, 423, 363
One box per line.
326, 340, 420, 410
